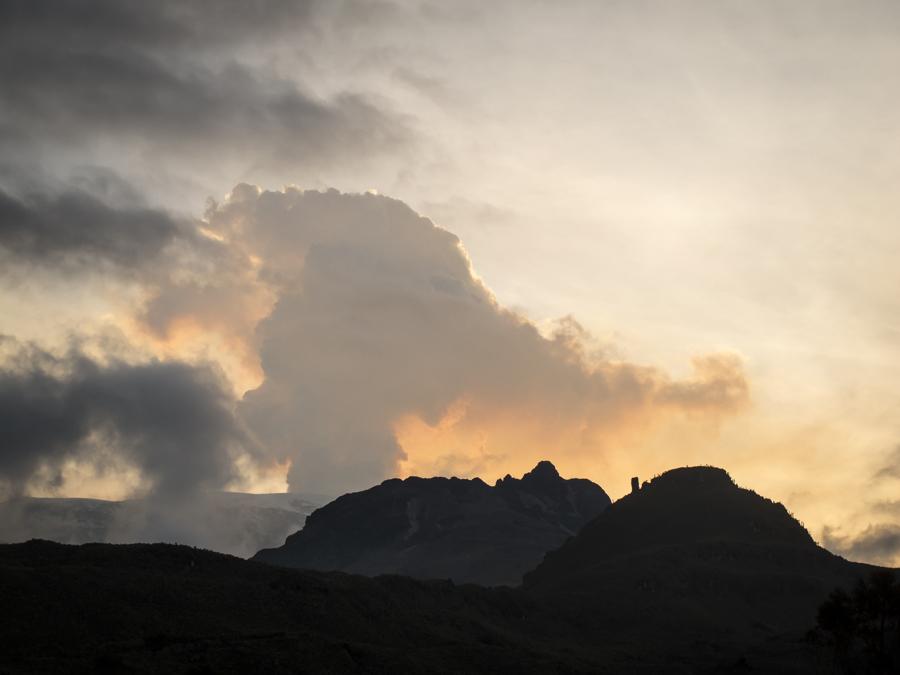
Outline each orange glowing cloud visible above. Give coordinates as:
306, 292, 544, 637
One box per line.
395, 352, 749, 489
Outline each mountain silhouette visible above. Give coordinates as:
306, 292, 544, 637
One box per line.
524, 466, 873, 639
254, 460, 610, 586
1, 465, 891, 673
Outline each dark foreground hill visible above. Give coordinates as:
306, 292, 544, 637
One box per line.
254, 461, 610, 586
0, 466, 889, 673
0, 540, 567, 675
0, 539, 830, 674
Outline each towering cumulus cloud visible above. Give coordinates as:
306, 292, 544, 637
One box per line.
0, 181, 748, 501
187, 186, 750, 495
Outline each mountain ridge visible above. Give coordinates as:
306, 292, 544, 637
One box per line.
0, 464, 894, 673
254, 460, 611, 586
523, 465, 874, 639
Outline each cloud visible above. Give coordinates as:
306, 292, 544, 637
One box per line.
0, 0, 410, 172
815, 445, 900, 567
0, 338, 253, 500
873, 445, 900, 480
0, 182, 750, 501
0, 174, 271, 390
0, 187, 185, 272
183, 185, 752, 495
823, 523, 900, 566
0, 0, 318, 48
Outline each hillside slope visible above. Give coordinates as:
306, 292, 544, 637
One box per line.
0, 538, 838, 674
0, 539, 604, 674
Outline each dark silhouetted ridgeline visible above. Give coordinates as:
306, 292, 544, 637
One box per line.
1, 466, 893, 673
254, 461, 610, 586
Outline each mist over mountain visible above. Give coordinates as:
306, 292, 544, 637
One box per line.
254, 460, 610, 586
0, 491, 327, 558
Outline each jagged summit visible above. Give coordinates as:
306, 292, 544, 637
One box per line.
254, 461, 611, 586
523, 459, 561, 481
493, 459, 561, 487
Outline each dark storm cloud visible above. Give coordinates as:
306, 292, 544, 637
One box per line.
0, 0, 409, 167
0, 187, 184, 271
823, 523, 900, 566
0, 0, 317, 48
0, 340, 251, 498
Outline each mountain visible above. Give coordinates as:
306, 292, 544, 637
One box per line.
254, 460, 611, 586
0, 466, 890, 673
0, 491, 328, 558
524, 466, 874, 639
0, 538, 836, 674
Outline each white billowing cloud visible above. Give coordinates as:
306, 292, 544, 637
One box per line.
187, 185, 750, 495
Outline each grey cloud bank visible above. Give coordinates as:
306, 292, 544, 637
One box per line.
0, 0, 411, 197
823, 524, 900, 567
0, 188, 183, 272
0, 339, 251, 500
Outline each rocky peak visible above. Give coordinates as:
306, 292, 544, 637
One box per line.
254, 461, 611, 586
522, 460, 561, 482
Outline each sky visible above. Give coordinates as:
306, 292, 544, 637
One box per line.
1, 0, 900, 565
